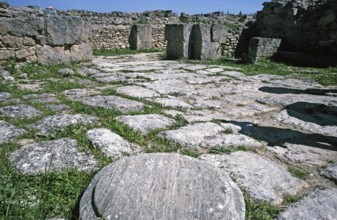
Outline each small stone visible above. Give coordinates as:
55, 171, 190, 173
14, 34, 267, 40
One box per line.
58, 68, 75, 77
31, 114, 98, 133
0, 104, 42, 119
117, 114, 175, 134
45, 104, 70, 113
80, 153, 245, 220
10, 138, 98, 174
321, 161, 337, 182
277, 188, 337, 220
200, 152, 308, 204
0, 120, 26, 144
87, 128, 141, 158
18, 73, 28, 79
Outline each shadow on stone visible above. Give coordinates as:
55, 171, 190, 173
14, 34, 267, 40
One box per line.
259, 86, 337, 96
285, 102, 337, 127
223, 120, 337, 151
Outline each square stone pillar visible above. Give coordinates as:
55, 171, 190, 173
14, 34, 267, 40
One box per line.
165, 24, 193, 59
245, 37, 282, 63
129, 24, 152, 50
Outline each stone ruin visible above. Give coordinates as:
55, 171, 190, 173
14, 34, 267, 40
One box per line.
165, 24, 228, 60
129, 24, 152, 50
0, 2, 92, 64
253, 0, 337, 66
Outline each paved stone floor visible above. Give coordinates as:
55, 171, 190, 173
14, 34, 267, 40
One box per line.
1, 53, 337, 218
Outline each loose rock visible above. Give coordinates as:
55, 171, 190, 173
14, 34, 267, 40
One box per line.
322, 162, 337, 182
0, 104, 42, 118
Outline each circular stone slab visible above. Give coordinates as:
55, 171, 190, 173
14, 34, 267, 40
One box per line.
80, 153, 245, 220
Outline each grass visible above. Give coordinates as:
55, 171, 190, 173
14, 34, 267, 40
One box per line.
183, 58, 337, 86
209, 145, 253, 155
288, 165, 310, 180
244, 191, 280, 220
93, 48, 163, 56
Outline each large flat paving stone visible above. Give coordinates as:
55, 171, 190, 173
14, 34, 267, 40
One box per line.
153, 98, 193, 109
80, 153, 245, 220
0, 104, 42, 119
10, 138, 98, 174
200, 151, 308, 204
79, 95, 145, 112
87, 128, 141, 158
160, 122, 261, 148
0, 120, 26, 144
116, 85, 160, 98
22, 93, 60, 104
322, 162, 337, 182
277, 188, 337, 220
31, 114, 98, 133
117, 114, 175, 134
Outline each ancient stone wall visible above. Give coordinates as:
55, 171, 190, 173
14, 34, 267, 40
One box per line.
0, 3, 93, 64
255, 0, 337, 56
59, 10, 252, 58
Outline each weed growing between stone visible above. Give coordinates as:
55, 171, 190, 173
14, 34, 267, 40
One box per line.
288, 165, 310, 180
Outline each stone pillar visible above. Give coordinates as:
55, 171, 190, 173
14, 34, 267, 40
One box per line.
189, 24, 222, 60
245, 37, 282, 63
129, 24, 152, 50
165, 24, 193, 59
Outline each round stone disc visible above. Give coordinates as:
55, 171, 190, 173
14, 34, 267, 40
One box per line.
80, 153, 245, 220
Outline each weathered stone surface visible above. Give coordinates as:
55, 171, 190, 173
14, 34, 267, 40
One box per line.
201, 151, 308, 204
322, 162, 337, 182
117, 114, 175, 134
58, 68, 75, 77
160, 122, 261, 148
10, 138, 97, 174
0, 92, 12, 102
154, 97, 193, 109
0, 120, 26, 144
45, 104, 70, 113
245, 37, 282, 63
129, 24, 152, 50
277, 188, 337, 220
87, 128, 141, 158
45, 16, 91, 46
79, 95, 145, 112
0, 104, 42, 119
116, 85, 160, 98
23, 93, 59, 104
268, 143, 337, 166
80, 153, 245, 220
31, 114, 98, 133
165, 24, 193, 59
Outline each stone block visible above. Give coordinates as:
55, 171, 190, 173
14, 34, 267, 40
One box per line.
45, 16, 92, 46
189, 24, 222, 60
129, 24, 152, 50
211, 25, 227, 44
15, 47, 35, 60
165, 24, 193, 59
246, 37, 282, 63
36, 45, 66, 65
0, 49, 15, 60
0, 17, 44, 37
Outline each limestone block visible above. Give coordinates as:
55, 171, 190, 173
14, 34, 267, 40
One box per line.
0, 49, 15, 60
2, 35, 23, 48
15, 47, 35, 60
246, 37, 282, 63
36, 45, 66, 65
68, 43, 93, 62
0, 17, 44, 37
45, 16, 92, 46
129, 24, 152, 50
211, 25, 227, 44
165, 24, 193, 59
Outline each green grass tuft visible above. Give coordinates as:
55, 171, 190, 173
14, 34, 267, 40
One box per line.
288, 166, 310, 180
